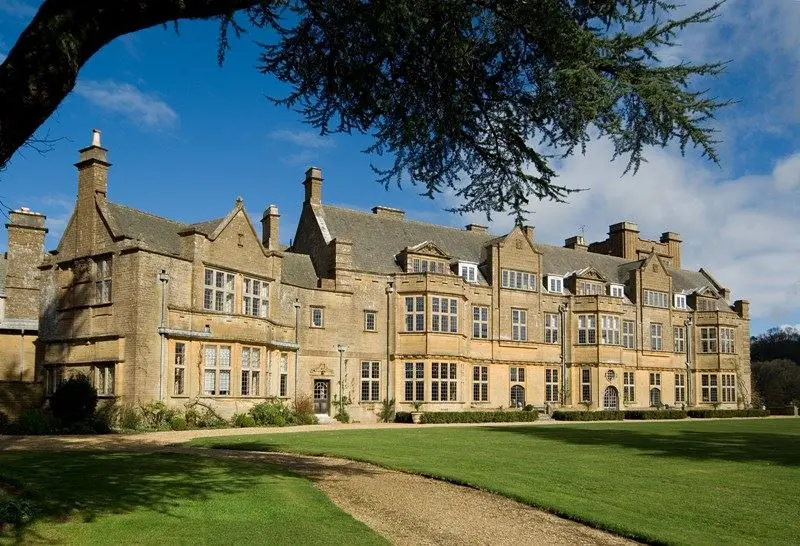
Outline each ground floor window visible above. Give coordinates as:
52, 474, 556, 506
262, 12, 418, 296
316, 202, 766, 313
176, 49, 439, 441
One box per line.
623, 371, 635, 404
649, 387, 661, 407
174, 342, 186, 395
581, 368, 591, 403
701, 374, 718, 403
721, 373, 736, 403
280, 352, 289, 397
431, 362, 457, 401
545, 368, 559, 403
241, 347, 261, 396
95, 364, 115, 396
44, 366, 64, 395
603, 386, 619, 410
405, 362, 424, 401
361, 361, 380, 402
510, 384, 526, 408
675, 373, 686, 404
203, 344, 231, 396
473, 365, 488, 402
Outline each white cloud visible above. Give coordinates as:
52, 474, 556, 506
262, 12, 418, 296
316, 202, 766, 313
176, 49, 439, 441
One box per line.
269, 129, 334, 149
74, 80, 178, 130
0, 1, 37, 18
452, 140, 800, 325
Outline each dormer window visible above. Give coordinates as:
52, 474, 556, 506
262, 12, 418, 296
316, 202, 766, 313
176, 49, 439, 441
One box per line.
578, 280, 603, 295
547, 276, 563, 293
459, 263, 478, 283
609, 284, 625, 298
674, 294, 687, 310
408, 257, 446, 274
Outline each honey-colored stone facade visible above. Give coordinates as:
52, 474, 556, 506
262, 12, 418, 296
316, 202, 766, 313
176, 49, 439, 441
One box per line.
7, 132, 752, 421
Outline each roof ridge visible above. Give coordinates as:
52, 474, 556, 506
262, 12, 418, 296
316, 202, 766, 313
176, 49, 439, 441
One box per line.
322, 204, 493, 236
108, 201, 188, 226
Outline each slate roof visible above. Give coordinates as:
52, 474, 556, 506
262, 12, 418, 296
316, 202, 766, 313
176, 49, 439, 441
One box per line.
316, 205, 495, 274
281, 252, 318, 288
107, 202, 187, 256
313, 204, 722, 298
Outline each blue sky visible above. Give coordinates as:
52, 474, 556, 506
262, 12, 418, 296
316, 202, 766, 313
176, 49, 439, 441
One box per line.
1, 0, 798, 336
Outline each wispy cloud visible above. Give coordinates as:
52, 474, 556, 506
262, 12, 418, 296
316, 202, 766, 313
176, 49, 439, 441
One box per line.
268, 129, 334, 165
74, 80, 178, 130
0, 1, 37, 18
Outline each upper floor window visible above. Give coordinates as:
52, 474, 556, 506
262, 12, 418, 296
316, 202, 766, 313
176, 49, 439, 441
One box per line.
577, 314, 597, 344
459, 263, 478, 283
650, 323, 663, 351
547, 276, 563, 293
472, 305, 489, 339
643, 289, 668, 308
243, 277, 269, 318
674, 326, 686, 353
95, 257, 112, 304
696, 297, 715, 311
501, 269, 536, 291
310, 306, 324, 328
204, 268, 234, 313
700, 327, 717, 353
600, 315, 620, 345
404, 296, 425, 332
674, 294, 687, 310
622, 320, 636, 349
410, 257, 446, 274
544, 313, 559, 344
431, 296, 458, 333
720, 327, 734, 353
511, 308, 528, 341
578, 281, 603, 295
364, 310, 377, 332
609, 284, 625, 298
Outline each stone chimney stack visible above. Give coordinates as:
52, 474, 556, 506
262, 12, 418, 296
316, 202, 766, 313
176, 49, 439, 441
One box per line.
523, 225, 535, 243
608, 221, 640, 261
74, 130, 110, 256
660, 231, 682, 268
4, 208, 47, 320
303, 167, 323, 205
733, 300, 749, 319
261, 204, 280, 250
465, 224, 488, 234
564, 235, 588, 251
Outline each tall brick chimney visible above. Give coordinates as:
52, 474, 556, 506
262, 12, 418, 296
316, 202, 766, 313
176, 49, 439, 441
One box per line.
261, 204, 280, 250
74, 129, 110, 256
4, 208, 47, 320
660, 232, 682, 268
303, 167, 323, 205
608, 221, 639, 261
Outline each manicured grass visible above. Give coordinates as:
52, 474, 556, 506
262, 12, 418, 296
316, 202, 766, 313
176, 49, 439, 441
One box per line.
0, 451, 386, 545
191, 419, 800, 545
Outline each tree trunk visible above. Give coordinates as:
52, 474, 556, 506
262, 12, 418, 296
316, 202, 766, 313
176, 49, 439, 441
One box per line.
0, 0, 265, 171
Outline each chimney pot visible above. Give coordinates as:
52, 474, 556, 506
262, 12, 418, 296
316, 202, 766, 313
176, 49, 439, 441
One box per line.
371, 206, 405, 219
91, 129, 102, 147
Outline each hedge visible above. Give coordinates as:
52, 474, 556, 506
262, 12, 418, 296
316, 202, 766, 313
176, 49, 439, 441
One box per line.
766, 406, 798, 416
394, 411, 412, 423
623, 409, 687, 420
687, 408, 770, 418
419, 410, 538, 424
551, 410, 624, 421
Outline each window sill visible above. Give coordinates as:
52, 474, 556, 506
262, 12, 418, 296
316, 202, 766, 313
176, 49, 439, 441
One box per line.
363, 329, 379, 333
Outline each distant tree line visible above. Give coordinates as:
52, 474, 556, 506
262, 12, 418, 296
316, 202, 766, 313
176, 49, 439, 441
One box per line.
750, 327, 800, 408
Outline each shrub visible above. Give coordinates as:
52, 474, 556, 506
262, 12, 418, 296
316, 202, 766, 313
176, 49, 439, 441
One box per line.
184, 408, 201, 428
232, 413, 257, 428
687, 409, 770, 418
523, 404, 535, 412
49, 375, 97, 426
6, 409, 59, 435
551, 410, 624, 421
195, 408, 228, 428
139, 401, 179, 430
0, 411, 9, 433
624, 409, 687, 420
290, 395, 317, 425
169, 416, 188, 431
394, 411, 412, 423
90, 400, 120, 433
334, 408, 350, 423
419, 411, 538, 424
118, 404, 143, 431
378, 399, 396, 423
249, 399, 289, 427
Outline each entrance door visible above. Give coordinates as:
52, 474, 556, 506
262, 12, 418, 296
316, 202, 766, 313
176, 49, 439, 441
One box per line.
603, 386, 619, 410
314, 380, 330, 414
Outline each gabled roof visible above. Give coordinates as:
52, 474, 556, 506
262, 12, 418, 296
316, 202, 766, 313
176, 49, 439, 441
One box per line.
106, 202, 187, 256
282, 252, 318, 289
314, 205, 494, 274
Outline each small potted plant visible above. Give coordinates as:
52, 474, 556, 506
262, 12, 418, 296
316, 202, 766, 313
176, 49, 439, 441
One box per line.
410, 400, 425, 424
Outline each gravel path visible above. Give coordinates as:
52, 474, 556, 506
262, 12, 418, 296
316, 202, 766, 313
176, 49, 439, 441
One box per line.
1, 426, 637, 545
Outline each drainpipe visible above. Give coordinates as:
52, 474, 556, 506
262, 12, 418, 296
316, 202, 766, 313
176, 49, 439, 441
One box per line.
559, 302, 568, 406
19, 329, 25, 382
157, 270, 170, 401
385, 280, 394, 400
337, 344, 348, 406
684, 317, 694, 406
293, 298, 300, 398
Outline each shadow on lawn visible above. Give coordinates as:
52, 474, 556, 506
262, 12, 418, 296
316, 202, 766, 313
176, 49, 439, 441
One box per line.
488, 424, 800, 466
0, 450, 288, 543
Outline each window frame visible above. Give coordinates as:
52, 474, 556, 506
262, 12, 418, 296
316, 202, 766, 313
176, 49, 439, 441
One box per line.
547, 276, 564, 293
545, 368, 559, 403
674, 373, 686, 404
203, 344, 232, 396
174, 342, 186, 396
404, 362, 425, 402
622, 320, 636, 349
459, 263, 478, 283
578, 280, 603, 296
643, 289, 669, 308
701, 373, 718, 403
95, 256, 113, 305
544, 312, 560, 344
431, 296, 458, 334
204, 268, 235, 313
310, 306, 325, 328
510, 366, 526, 383
431, 362, 458, 402
721, 373, 736, 402
674, 293, 688, 310
472, 365, 488, 402
650, 323, 663, 351
609, 284, 625, 298
240, 346, 261, 396
511, 308, 528, 341
242, 276, 269, 318
95, 363, 115, 396
364, 310, 377, 332
580, 368, 591, 403
472, 305, 489, 339
600, 315, 620, 345
279, 352, 289, 397
700, 327, 718, 353
361, 361, 381, 402
404, 296, 425, 332
673, 326, 686, 353
720, 327, 734, 354
577, 314, 597, 345
623, 371, 635, 403
501, 269, 537, 291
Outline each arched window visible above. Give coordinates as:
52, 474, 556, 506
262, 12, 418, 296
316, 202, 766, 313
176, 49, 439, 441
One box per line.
510, 385, 526, 408
603, 386, 619, 410
650, 388, 662, 407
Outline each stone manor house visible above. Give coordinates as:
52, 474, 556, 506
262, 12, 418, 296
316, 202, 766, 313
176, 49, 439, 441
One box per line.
0, 131, 752, 421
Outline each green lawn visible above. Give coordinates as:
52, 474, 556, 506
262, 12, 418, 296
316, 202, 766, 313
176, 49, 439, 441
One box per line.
190, 419, 800, 545
0, 451, 386, 545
